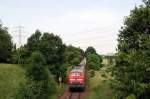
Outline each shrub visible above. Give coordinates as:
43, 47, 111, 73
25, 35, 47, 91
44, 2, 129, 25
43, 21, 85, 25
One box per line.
16, 51, 56, 99
12, 47, 30, 64
87, 54, 103, 70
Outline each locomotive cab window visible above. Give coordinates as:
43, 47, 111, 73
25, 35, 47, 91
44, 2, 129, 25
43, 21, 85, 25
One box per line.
70, 72, 81, 76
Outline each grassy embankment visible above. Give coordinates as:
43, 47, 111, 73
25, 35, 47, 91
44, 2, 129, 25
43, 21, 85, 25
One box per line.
88, 58, 115, 99
0, 64, 67, 99
0, 64, 26, 99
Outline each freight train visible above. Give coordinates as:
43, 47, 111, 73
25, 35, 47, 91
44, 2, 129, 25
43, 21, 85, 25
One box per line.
68, 59, 86, 91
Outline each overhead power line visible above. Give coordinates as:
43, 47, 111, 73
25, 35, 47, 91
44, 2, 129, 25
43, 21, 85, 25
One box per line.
12, 25, 26, 47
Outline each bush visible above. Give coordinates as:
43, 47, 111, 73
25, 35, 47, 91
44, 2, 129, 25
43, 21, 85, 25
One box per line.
16, 72, 56, 99
12, 47, 30, 64
16, 51, 56, 99
87, 54, 103, 70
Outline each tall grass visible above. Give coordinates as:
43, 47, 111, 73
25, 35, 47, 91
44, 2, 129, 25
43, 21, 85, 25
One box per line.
88, 58, 115, 99
0, 64, 26, 99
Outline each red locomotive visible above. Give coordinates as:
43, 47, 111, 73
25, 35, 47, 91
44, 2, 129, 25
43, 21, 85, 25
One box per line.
68, 59, 86, 91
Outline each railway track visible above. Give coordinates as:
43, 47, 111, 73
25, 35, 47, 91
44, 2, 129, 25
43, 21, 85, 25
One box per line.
69, 92, 81, 99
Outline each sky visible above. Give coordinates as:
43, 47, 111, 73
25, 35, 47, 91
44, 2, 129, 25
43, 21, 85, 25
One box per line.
0, 0, 143, 54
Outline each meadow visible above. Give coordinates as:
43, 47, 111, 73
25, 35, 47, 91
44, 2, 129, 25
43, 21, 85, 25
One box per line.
88, 58, 114, 99
0, 64, 26, 99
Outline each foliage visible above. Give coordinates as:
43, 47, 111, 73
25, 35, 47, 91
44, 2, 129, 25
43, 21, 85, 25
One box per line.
25, 30, 41, 53
88, 67, 114, 99
87, 54, 102, 70
48, 63, 67, 82
16, 52, 56, 99
85, 46, 96, 56
113, 1, 150, 98
0, 64, 26, 99
0, 24, 13, 63
12, 47, 30, 64
25, 31, 66, 79
16, 74, 56, 99
27, 51, 47, 80
65, 45, 84, 66
39, 33, 65, 65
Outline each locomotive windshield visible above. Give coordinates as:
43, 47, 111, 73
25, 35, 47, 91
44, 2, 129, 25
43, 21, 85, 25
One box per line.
70, 72, 81, 76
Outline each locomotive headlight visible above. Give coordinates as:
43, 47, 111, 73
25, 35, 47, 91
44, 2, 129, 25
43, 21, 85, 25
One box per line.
77, 78, 83, 81
69, 79, 75, 81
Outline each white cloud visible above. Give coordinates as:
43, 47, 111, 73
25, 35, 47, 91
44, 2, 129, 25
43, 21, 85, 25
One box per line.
45, 7, 121, 54
10, 7, 122, 54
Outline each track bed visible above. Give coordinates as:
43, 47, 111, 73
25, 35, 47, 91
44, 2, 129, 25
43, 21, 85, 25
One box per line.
59, 86, 89, 99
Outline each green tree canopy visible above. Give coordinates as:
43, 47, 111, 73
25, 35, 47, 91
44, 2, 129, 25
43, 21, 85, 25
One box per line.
113, 1, 150, 98
25, 31, 66, 79
0, 24, 13, 63
65, 45, 84, 66
87, 54, 102, 70
26, 30, 41, 53
85, 46, 96, 56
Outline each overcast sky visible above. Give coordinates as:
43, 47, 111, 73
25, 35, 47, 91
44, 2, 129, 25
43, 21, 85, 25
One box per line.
0, 0, 143, 54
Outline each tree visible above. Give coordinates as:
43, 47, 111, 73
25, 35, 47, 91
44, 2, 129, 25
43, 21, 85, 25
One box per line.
39, 33, 65, 65
26, 30, 41, 53
65, 45, 84, 66
87, 54, 102, 70
27, 51, 47, 81
0, 24, 12, 63
113, 1, 150, 98
86, 53, 103, 78
39, 33, 66, 79
85, 46, 96, 56
26, 31, 66, 80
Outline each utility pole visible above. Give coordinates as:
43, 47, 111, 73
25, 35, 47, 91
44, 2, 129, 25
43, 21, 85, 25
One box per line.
18, 26, 23, 47
12, 25, 25, 48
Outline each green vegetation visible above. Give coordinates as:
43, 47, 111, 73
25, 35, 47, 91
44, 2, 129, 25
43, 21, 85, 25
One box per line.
113, 0, 150, 98
65, 45, 84, 66
87, 54, 102, 70
1, 1, 149, 98
25, 30, 66, 80
12, 47, 30, 64
86, 46, 103, 78
88, 58, 114, 99
0, 64, 26, 99
85, 46, 97, 56
0, 24, 85, 98
86, 47, 113, 99
0, 63, 66, 99
16, 52, 57, 99
0, 24, 13, 63
49, 84, 67, 99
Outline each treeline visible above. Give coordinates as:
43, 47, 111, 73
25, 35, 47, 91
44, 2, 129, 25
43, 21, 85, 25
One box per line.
112, 0, 150, 99
0, 22, 103, 98
0, 26, 85, 98
0, 28, 85, 79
